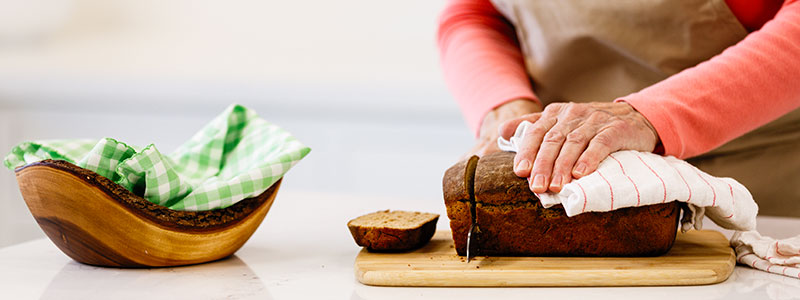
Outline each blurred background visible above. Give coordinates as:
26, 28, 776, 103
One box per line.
0, 0, 473, 247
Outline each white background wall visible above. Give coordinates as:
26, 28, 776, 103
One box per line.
0, 0, 475, 247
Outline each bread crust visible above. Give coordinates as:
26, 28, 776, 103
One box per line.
348, 211, 439, 251
444, 151, 680, 257
442, 156, 478, 252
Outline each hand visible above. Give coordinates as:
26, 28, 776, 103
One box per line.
499, 102, 660, 194
464, 99, 542, 159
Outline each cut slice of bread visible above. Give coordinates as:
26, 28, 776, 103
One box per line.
347, 210, 439, 251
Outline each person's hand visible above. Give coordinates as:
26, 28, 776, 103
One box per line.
499, 102, 660, 194
464, 99, 542, 159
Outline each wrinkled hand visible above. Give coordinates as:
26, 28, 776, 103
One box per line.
464, 99, 542, 159
499, 102, 660, 194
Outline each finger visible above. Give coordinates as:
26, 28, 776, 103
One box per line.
512, 117, 555, 178
502, 103, 564, 139
547, 109, 607, 191
548, 124, 597, 193
529, 123, 571, 193
498, 113, 542, 140
572, 127, 620, 178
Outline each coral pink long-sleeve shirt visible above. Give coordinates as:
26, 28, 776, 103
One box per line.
438, 0, 800, 159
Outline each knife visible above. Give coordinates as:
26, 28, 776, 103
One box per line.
466, 222, 478, 263
465, 154, 480, 263
466, 194, 479, 262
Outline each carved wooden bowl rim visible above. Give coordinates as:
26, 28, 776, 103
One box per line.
15, 159, 280, 232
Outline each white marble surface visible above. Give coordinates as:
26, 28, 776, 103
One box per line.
1, 190, 799, 300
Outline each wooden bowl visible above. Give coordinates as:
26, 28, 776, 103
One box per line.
14, 159, 280, 268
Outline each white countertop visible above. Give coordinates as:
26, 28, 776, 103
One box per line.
1, 190, 799, 300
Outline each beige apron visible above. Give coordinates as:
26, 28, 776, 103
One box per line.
491, 0, 800, 217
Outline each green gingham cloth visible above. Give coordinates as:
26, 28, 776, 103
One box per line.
4, 104, 310, 211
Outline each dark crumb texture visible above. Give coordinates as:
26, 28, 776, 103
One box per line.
443, 152, 680, 257
21, 160, 276, 231
348, 210, 439, 252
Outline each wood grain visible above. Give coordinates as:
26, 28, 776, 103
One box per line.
15, 160, 279, 267
355, 230, 735, 287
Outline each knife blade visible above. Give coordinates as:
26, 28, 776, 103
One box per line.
466, 222, 477, 262
464, 154, 480, 263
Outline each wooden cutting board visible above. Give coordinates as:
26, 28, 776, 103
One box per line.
355, 230, 735, 287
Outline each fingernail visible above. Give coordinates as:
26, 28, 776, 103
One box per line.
574, 163, 587, 176
532, 175, 545, 191
550, 175, 562, 189
516, 160, 531, 172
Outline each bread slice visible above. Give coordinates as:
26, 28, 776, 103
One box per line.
348, 210, 439, 251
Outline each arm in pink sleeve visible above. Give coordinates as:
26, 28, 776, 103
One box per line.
620, 0, 800, 159
437, 0, 538, 135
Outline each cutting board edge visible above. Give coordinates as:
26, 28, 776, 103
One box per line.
356, 267, 732, 287
354, 230, 736, 287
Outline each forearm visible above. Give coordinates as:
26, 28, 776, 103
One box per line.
437, 0, 539, 136
620, 0, 800, 159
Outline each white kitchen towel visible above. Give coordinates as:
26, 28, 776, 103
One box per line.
498, 120, 800, 279
732, 231, 800, 279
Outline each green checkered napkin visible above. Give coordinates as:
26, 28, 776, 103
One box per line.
4, 104, 310, 211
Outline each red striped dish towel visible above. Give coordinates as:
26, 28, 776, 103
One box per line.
732, 232, 800, 279
499, 120, 800, 279
497, 121, 758, 230
534, 150, 757, 230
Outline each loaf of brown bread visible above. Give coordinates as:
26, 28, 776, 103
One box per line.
348, 210, 439, 251
443, 151, 680, 257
